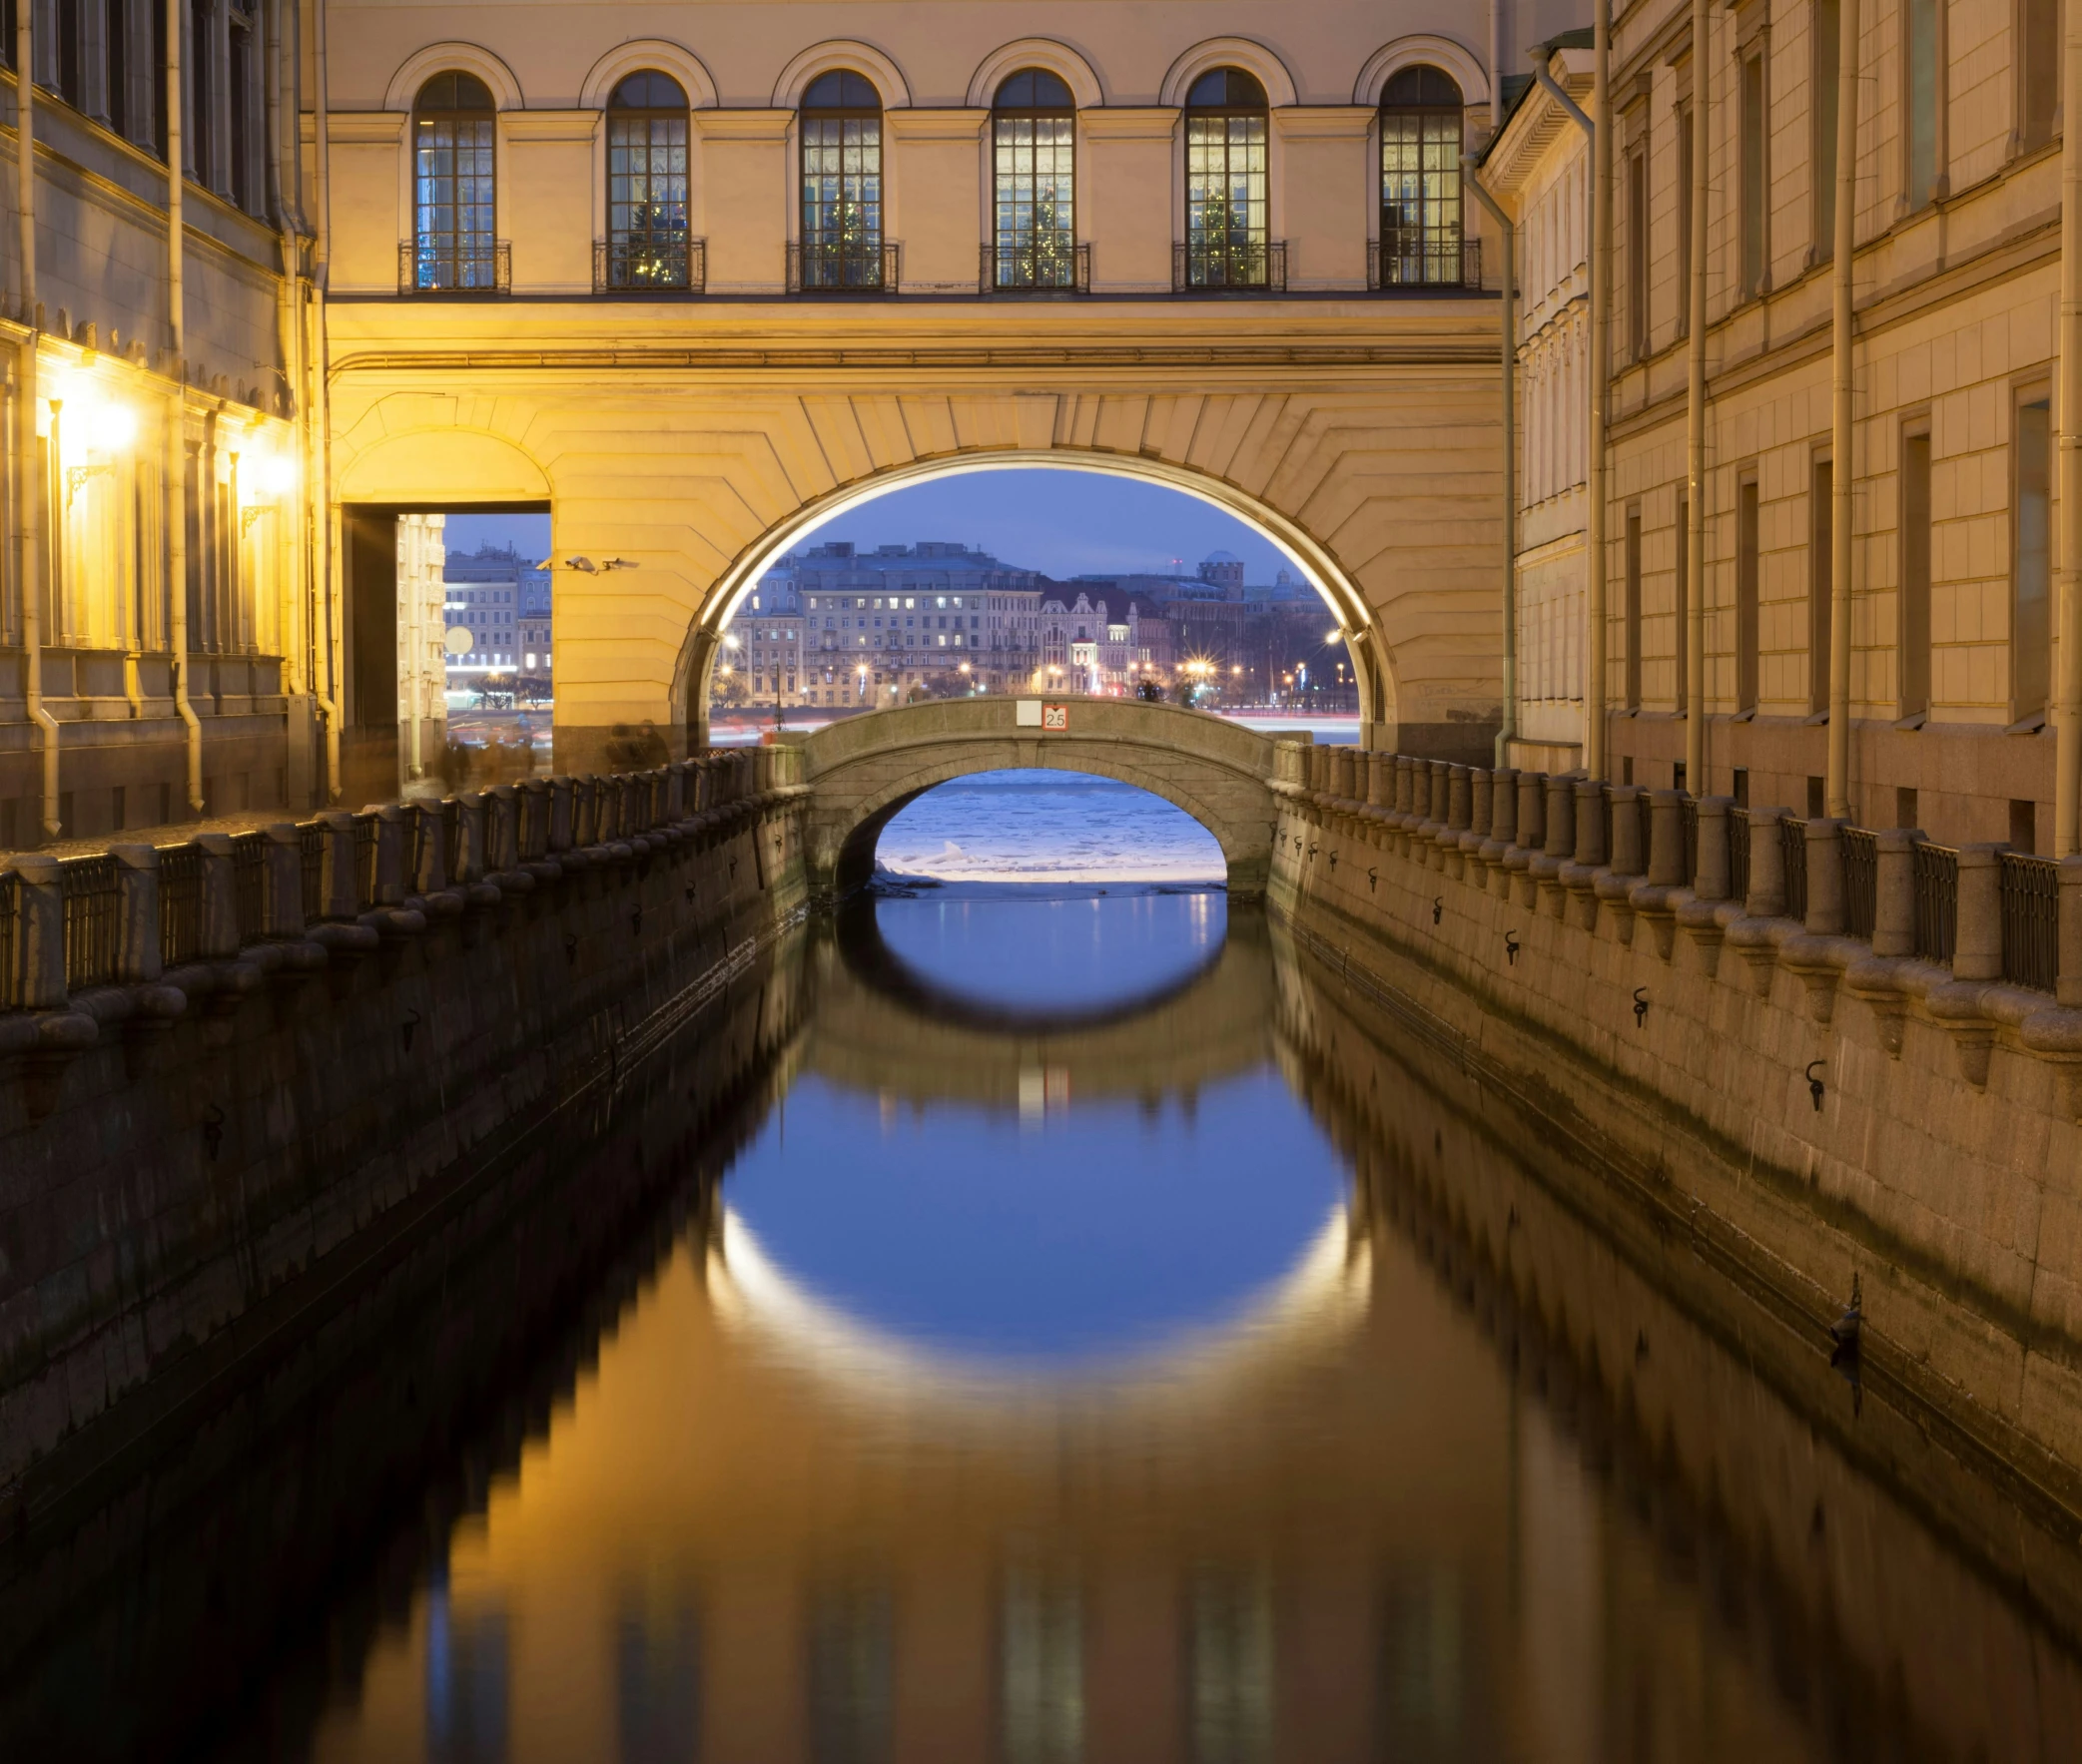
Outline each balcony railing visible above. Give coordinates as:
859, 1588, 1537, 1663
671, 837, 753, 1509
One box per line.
981, 241, 1090, 294
594, 237, 707, 294
789, 241, 901, 294
1369, 236, 1482, 292
2001, 851, 2059, 992
1173, 239, 1287, 294
398, 241, 511, 295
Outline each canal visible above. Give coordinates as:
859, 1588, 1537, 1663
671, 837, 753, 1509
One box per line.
14, 772, 2082, 1760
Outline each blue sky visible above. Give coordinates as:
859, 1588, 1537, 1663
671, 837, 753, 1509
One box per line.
442, 468, 1290, 582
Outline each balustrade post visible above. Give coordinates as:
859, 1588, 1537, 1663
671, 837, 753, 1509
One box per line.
575, 778, 599, 847
1873, 829, 1919, 957
2, 855, 67, 1007
1646, 791, 1684, 886
1953, 845, 2004, 982
1393, 757, 1415, 823
1572, 780, 1607, 867
316, 813, 359, 919
518, 780, 549, 860
666, 762, 687, 821
262, 823, 306, 937
1803, 820, 1846, 935
1463, 769, 1493, 865
1744, 811, 1789, 919
108, 844, 163, 983
549, 778, 574, 851
1692, 798, 1732, 900
2061, 858, 2082, 1006
1609, 786, 1646, 877
454, 795, 487, 885
1366, 752, 1392, 809
193, 835, 241, 956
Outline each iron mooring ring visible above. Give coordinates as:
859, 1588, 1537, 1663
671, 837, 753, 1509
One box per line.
1633, 987, 1649, 1028
1806, 1060, 1826, 1111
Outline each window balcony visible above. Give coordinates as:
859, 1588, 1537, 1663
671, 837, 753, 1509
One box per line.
595, 238, 707, 294
788, 241, 901, 294
398, 241, 511, 295
1369, 235, 1483, 292
981, 241, 1090, 294
1172, 240, 1286, 294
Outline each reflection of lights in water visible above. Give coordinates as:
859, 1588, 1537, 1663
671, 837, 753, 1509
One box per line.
707, 1204, 1367, 1415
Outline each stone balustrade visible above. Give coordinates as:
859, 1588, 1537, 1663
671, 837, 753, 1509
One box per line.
1278, 748, 2082, 1085
0, 748, 790, 1019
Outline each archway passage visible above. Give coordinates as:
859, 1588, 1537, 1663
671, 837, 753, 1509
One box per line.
797, 696, 1280, 898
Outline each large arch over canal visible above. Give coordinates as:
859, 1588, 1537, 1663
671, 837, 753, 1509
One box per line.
327, 300, 1506, 773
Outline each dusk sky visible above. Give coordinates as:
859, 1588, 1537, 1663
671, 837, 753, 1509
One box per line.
442, 467, 1294, 582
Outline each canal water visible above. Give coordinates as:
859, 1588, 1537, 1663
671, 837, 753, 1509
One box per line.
20, 774, 2082, 1760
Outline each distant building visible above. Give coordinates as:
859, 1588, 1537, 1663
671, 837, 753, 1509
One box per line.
731, 542, 1051, 707
443, 543, 550, 699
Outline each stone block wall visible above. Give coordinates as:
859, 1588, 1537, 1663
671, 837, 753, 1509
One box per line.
1270, 744, 2082, 1507
0, 763, 808, 1521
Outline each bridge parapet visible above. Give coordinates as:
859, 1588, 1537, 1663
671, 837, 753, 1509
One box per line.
795, 696, 1288, 897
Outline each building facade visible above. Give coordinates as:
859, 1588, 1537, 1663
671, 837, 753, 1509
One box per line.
1483, 3, 2072, 847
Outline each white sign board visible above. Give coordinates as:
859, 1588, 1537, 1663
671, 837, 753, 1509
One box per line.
1016, 699, 1042, 727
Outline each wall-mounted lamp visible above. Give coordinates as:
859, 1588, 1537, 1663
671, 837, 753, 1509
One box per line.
50, 379, 138, 506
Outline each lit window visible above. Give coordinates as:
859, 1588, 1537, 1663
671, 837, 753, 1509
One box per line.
799, 70, 885, 290
411, 72, 498, 291
1379, 65, 1466, 286
1184, 69, 1270, 289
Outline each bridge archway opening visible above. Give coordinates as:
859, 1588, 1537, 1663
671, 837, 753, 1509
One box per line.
686, 453, 1386, 742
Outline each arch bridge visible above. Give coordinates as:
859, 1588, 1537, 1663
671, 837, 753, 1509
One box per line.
792, 696, 1282, 896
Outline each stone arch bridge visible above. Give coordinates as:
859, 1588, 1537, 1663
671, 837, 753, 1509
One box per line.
789, 696, 1283, 896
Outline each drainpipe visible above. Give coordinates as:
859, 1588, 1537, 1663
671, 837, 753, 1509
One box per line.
1824, 0, 1860, 819
263, 0, 301, 698
1532, 47, 1603, 778
1490, 0, 1505, 132
1685, 0, 1709, 794
2059, 0, 2082, 854
167, 0, 202, 814
1465, 159, 1518, 767
16, 0, 58, 842
313, 0, 340, 801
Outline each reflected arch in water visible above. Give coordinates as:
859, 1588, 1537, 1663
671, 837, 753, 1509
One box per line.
835, 887, 1228, 1034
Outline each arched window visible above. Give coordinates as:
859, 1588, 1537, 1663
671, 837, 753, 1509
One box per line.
991, 69, 1078, 292
798, 70, 886, 291
410, 72, 499, 292
1379, 66, 1466, 287
1182, 69, 1273, 291
604, 70, 693, 291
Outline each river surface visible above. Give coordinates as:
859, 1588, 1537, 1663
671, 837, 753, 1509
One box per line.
23, 774, 2082, 1761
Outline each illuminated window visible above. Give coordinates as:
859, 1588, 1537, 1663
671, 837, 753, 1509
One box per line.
799, 71, 885, 289
992, 70, 1077, 290
411, 73, 498, 291
1379, 65, 1465, 286
1184, 69, 1269, 289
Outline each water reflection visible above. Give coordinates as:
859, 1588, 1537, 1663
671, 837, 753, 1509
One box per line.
33, 858, 2081, 1759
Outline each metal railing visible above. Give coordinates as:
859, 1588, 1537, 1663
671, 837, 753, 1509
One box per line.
1778, 816, 1808, 925
788, 241, 901, 294
594, 237, 706, 294
1173, 239, 1287, 294
231, 834, 268, 941
981, 239, 1090, 294
1680, 797, 1699, 887
2001, 852, 2059, 993
353, 820, 379, 913
1912, 842, 1959, 965
1369, 235, 1482, 291
0, 871, 16, 1008
1841, 827, 1877, 941
398, 241, 511, 295
160, 844, 205, 969
60, 856, 120, 990
1730, 808, 1752, 904
299, 824, 328, 923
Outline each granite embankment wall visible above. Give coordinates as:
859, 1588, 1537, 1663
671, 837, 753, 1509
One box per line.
0, 748, 808, 1524
1269, 742, 2082, 1516
1276, 921, 2082, 1738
